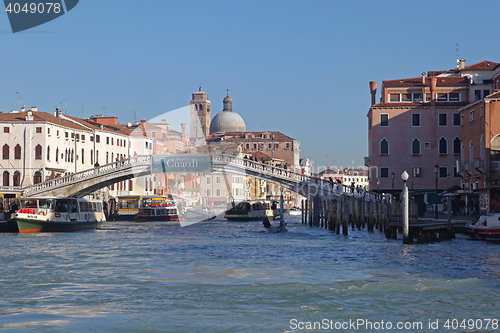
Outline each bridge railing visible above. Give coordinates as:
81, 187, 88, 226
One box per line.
23, 155, 152, 197
214, 154, 385, 202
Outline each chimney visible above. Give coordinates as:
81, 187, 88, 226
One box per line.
369, 81, 378, 106
162, 119, 167, 124
458, 58, 466, 69
181, 123, 187, 135
21, 106, 25, 112
25, 111, 33, 121
429, 77, 437, 105
421, 72, 426, 84
31, 106, 38, 112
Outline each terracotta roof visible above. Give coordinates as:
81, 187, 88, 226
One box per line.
448, 60, 499, 72
371, 101, 468, 108
205, 131, 294, 142
0, 111, 91, 132
383, 76, 469, 88
486, 90, 500, 99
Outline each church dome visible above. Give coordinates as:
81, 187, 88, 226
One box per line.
209, 94, 246, 134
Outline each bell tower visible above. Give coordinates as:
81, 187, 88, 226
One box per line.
190, 87, 211, 141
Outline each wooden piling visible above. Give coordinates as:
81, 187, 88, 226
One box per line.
301, 199, 305, 224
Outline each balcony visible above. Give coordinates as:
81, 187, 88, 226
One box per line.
475, 158, 484, 172
464, 162, 473, 175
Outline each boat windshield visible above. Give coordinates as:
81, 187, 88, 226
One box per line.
38, 199, 54, 209
19, 199, 38, 208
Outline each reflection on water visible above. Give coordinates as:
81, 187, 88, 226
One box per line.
1, 216, 500, 332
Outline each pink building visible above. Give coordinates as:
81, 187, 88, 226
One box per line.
367, 60, 499, 209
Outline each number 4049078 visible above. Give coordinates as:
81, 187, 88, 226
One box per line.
5, 3, 61, 14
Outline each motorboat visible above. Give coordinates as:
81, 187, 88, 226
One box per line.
135, 203, 179, 222
466, 214, 500, 240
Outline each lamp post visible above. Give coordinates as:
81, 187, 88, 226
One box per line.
401, 170, 410, 244
391, 172, 395, 202
434, 164, 439, 219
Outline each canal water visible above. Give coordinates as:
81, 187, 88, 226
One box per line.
1, 216, 499, 332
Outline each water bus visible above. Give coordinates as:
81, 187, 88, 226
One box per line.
116, 195, 176, 220
10, 197, 106, 233
224, 200, 279, 222
135, 203, 179, 222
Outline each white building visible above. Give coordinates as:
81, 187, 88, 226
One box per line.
0, 107, 153, 202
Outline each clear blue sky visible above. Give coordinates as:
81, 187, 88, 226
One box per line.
1, 0, 499, 169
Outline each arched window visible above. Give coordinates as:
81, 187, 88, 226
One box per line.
111, 153, 114, 162
380, 138, 389, 155
2, 144, 9, 160
14, 144, 21, 159
56, 147, 59, 162
3, 171, 9, 186
96, 150, 99, 164
194, 104, 198, 111
90, 149, 93, 166
411, 138, 420, 155
82, 148, 84, 164
47, 146, 50, 161
65, 149, 68, 162
13, 171, 20, 186
106, 152, 109, 164
453, 137, 461, 155
438, 137, 448, 155
33, 171, 42, 184
71, 149, 74, 163
35, 144, 42, 160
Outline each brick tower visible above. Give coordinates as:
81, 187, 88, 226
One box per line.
190, 87, 211, 141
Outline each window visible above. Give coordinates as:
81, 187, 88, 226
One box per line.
57, 130, 59, 137
475, 90, 481, 101
35, 145, 42, 160
96, 135, 100, 143
413, 93, 423, 102
412, 167, 421, 178
380, 138, 389, 155
216, 176, 220, 184
453, 166, 460, 178
111, 138, 114, 145
47, 146, 50, 161
411, 138, 420, 155
449, 93, 460, 101
380, 167, 389, 178
480, 105, 484, 117
484, 90, 490, 98
253, 143, 257, 150
2, 144, 9, 159
206, 176, 211, 185
216, 189, 221, 197
36, 127, 42, 133
47, 128, 50, 135
424, 142, 430, 149
206, 189, 211, 197
107, 137, 110, 144
33, 171, 42, 184
81, 135, 85, 141
389, 94, 400, 102
151, 131, 156, 139
13, 171, 20, 186
469, 110, 474, 122
65, 132, 69, 139
14, 144, 21, 159
453, 137, 461, 155
268, 143, 272, 149
380, 114, 389, 127
461, 114, 464, 125
469, 140, 473, 166
90, 135, 94, 142
56, 147, 59, 162
3, 171, 9, 186
439, 166, 448, 178
82, 148, 85, 164
411, 113, 420, 127
76, 134, 79, 141
285, 142, 290, 149
3, 127, 9, 133
437, 93, 447, 101
438, 137, 447, 155
402, 93, 412, 102
245, 143, 250, 149
274, 143, 279, 149
453, 113, 460, 126
438, 113, 447, 126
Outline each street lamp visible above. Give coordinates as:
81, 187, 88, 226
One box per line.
434, 164, 439, 219
391, 172, 395, 202
401, 170, 410, 244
